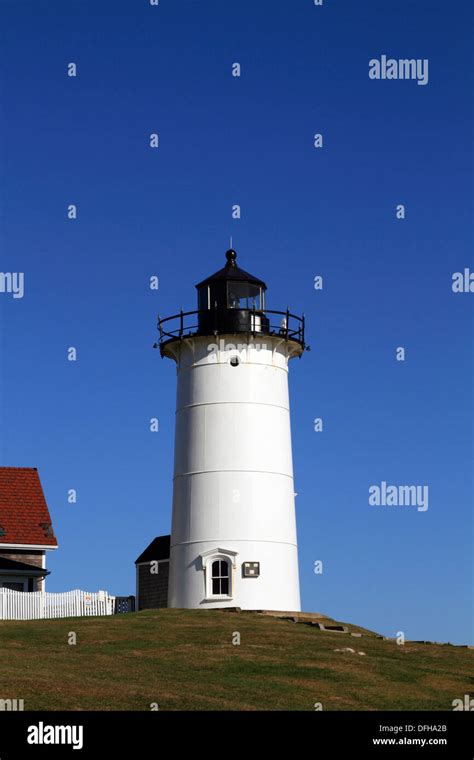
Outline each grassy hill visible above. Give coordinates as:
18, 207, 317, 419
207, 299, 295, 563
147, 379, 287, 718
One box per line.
0, 608, 471, 711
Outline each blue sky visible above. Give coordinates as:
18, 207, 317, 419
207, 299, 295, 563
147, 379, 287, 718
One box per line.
0, 0, 472, 644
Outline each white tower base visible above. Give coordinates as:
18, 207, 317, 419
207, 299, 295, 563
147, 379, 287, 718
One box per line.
165, 334, 302, 612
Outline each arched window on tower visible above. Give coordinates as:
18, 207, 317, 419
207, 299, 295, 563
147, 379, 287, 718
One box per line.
200, 548, 238, 601
211, 559, 230, 596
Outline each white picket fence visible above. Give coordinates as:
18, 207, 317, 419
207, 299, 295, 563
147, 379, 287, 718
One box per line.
0, 589, 115, 621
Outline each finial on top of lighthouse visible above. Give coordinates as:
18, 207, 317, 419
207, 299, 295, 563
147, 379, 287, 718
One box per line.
225, 248, 237, 267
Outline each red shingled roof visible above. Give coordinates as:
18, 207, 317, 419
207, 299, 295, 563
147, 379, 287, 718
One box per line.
0, 467, 57, 547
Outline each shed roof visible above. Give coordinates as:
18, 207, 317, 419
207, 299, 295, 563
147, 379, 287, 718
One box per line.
135, 535, 170, 564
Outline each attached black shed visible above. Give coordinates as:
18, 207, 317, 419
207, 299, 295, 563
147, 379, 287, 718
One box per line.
135, 535, 170, 610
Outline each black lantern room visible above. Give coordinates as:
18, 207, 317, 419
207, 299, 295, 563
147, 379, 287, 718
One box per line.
195, 249, 270, 336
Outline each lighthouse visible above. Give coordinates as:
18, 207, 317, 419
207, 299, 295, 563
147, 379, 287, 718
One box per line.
157, 249, 305, 611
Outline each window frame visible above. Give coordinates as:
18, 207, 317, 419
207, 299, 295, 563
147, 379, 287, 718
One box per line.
200, 549, 238, 602
198, 285, 210, 311
1, 579, 26, 592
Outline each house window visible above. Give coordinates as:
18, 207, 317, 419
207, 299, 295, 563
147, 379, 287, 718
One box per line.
211, 559, 230, 596
2, 582, 24, 592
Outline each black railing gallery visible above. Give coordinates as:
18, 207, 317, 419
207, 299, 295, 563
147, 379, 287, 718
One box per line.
156, 308, 305, 349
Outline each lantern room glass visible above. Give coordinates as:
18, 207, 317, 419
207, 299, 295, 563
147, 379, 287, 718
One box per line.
198, 285, 210, 311
227, 282, 263, 310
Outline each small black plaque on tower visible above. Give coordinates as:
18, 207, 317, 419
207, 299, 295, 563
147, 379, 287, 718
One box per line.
242, 562, 260, 578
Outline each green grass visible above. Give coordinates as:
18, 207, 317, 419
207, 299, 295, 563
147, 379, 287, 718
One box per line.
0, 609, 471, 710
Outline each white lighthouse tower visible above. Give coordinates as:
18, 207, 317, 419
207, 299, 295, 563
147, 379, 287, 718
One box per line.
158, 249, 305, 611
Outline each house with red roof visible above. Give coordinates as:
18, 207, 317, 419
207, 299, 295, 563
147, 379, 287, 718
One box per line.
0, 467, 57, 592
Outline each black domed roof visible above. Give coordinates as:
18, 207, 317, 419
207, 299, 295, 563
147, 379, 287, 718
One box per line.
195, 249, 267, 290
